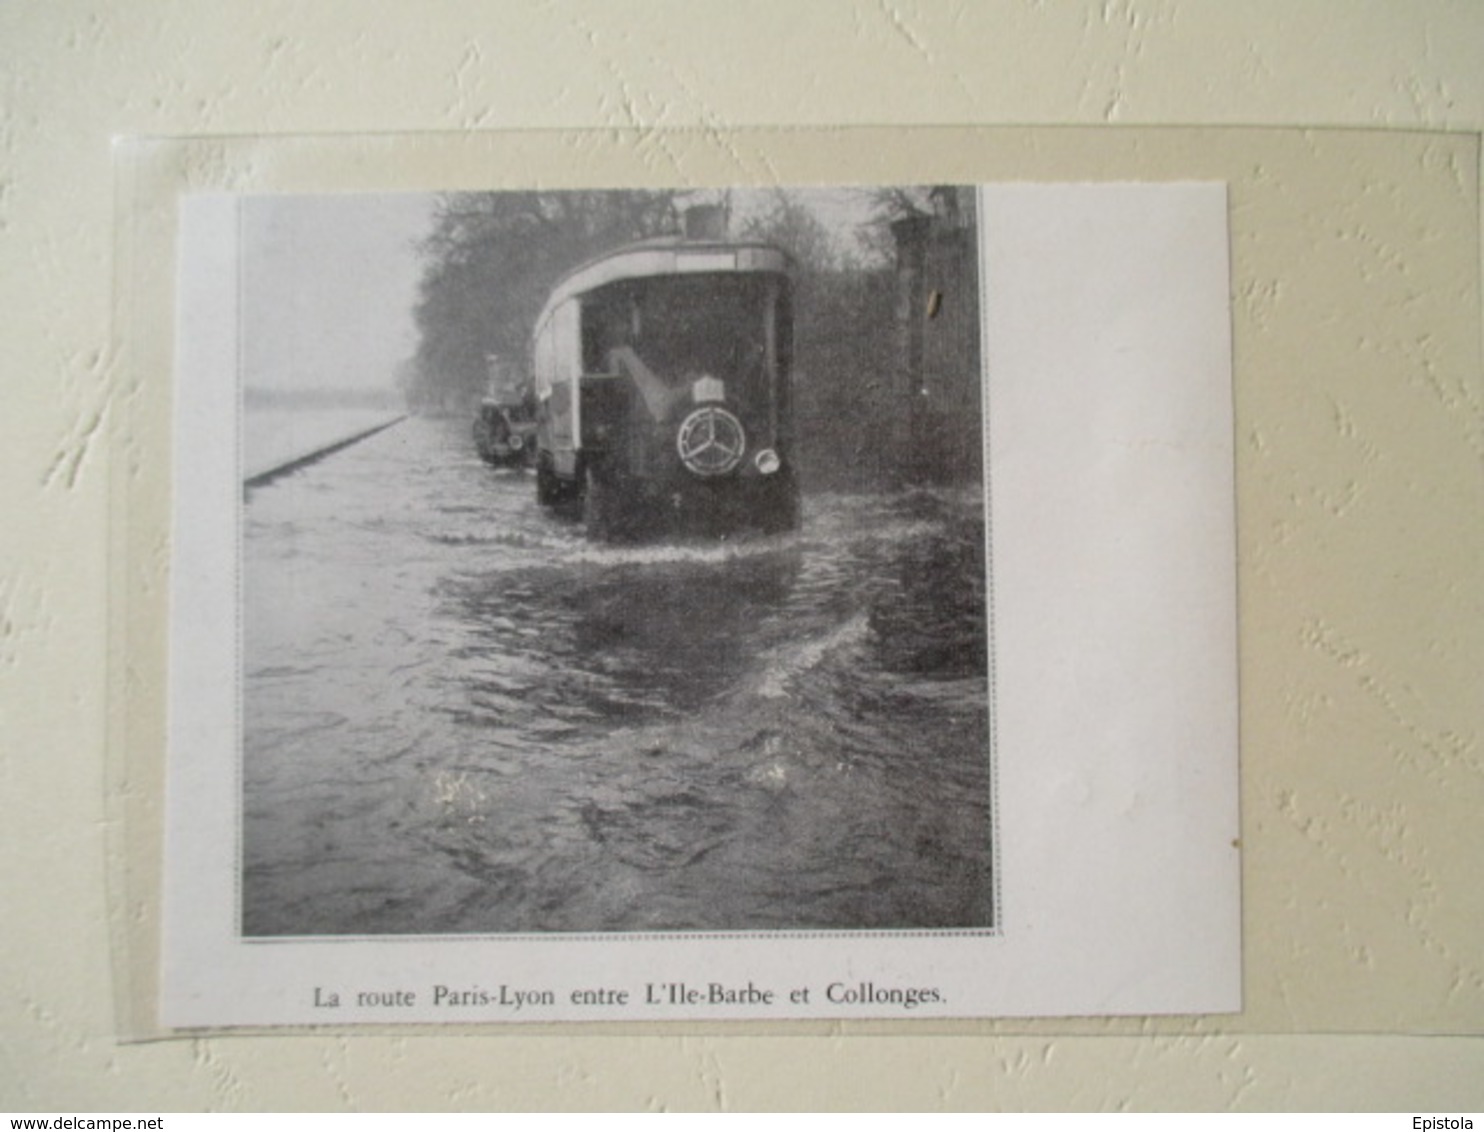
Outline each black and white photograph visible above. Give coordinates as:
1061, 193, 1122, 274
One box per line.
238, 186, 995, 938
162, 176, 1239, 1026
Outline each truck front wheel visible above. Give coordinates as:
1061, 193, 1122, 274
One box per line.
583, 465, 624, 540
536, 454, 564, 507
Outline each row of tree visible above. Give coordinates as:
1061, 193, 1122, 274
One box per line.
405, 190, 680, 413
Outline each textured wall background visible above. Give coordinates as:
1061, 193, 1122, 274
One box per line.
3, 0, 1482, 1111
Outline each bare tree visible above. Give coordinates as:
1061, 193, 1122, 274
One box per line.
409, 191, 680, 411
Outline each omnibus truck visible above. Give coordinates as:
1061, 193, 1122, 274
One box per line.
531, 237, 800, 541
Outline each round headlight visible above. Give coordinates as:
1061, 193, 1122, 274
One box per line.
754, 448, 781, 475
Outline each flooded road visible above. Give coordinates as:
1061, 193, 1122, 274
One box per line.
242, 415, 993, 936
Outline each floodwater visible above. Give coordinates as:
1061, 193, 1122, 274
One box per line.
241, 415, 993, 936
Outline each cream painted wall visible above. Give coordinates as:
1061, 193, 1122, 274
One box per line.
3, 0, 1482, 1111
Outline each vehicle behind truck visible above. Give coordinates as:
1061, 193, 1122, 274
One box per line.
473, 354, 538, 468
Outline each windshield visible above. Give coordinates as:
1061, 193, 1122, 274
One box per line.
582, 274, 783, 396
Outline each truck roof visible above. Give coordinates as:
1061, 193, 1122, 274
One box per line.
534, 237, 790, 335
